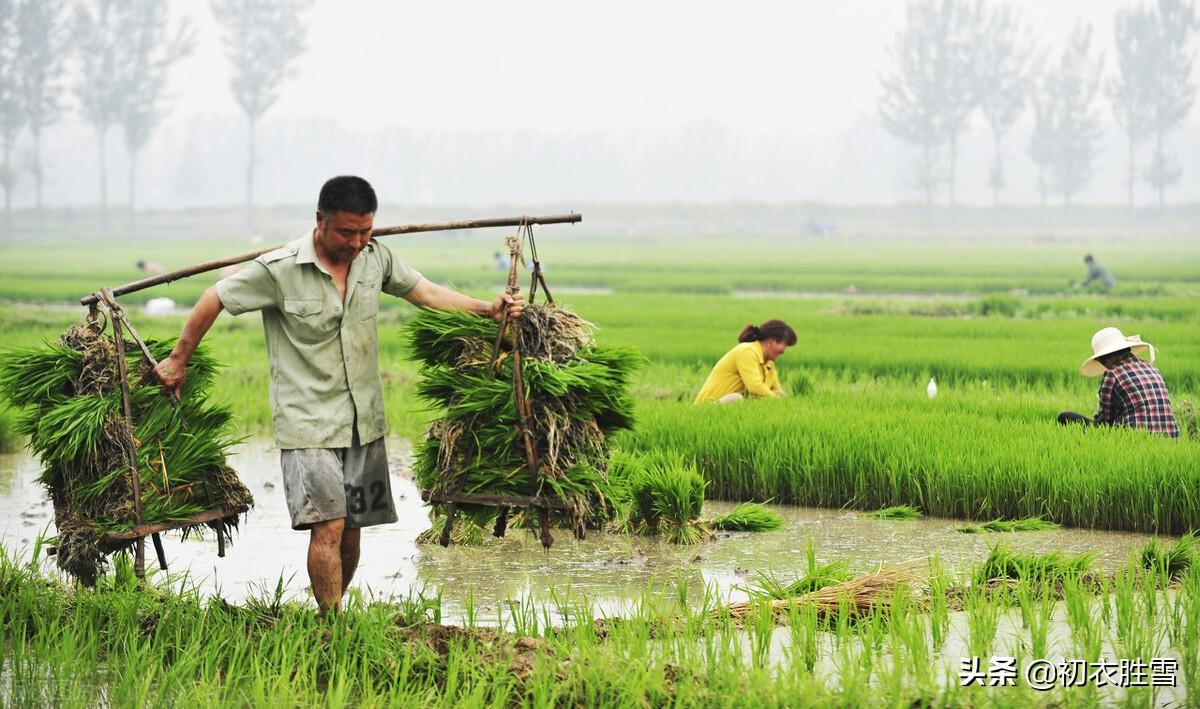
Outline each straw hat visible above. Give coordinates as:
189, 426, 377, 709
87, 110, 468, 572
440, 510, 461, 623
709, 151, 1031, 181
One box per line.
1080, 326, 1156, 377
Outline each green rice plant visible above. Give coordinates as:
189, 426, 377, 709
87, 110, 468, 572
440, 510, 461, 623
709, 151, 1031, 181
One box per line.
972, 544, 1096, 587
1140, 531, 1197, 580
0, 405, 16, 453
863, 505, 922, 521
709, 502, 784, 532
957, 516, 1061, 534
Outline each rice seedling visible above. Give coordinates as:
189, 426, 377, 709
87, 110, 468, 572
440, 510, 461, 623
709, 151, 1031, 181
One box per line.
709, 502, 784, 532
624, 451, 708, 544
972, 544, 1097, 588
405, 305, 638, 535
745, 538, 854, 600
957, 516, 1061, 534
863, 505, 922, 521
1140, 531, 1197, 579
0, 324, 251, 585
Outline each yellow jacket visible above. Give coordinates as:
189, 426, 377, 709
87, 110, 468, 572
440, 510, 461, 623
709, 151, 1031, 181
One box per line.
694, 341, 782, 403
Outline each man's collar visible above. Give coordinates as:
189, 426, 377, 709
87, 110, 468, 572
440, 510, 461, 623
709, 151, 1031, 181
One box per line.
296, 229, 318, 265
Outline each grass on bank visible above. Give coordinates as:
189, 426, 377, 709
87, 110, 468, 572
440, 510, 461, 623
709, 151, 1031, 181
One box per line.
3, 540, 1199, 708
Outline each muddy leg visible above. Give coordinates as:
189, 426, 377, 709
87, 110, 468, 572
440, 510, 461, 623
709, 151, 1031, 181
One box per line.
308, 517, 346, 614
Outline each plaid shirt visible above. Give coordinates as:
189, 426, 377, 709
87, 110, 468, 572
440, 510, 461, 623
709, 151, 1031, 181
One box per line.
1095, 354, 1179, 437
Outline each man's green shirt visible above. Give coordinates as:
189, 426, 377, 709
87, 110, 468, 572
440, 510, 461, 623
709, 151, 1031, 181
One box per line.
215, 232, 422, 449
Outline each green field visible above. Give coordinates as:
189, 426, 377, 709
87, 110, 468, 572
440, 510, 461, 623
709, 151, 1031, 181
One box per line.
1, 208, 1199, 705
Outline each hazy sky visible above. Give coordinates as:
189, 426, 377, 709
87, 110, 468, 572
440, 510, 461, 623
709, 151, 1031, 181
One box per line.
172, 0, 1133, 135
19, 0, 1199, 208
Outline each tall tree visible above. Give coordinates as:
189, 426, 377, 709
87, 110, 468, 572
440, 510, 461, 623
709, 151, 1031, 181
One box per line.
1044, 22, 1105, 207
1107, 3, 1157, 208
0, 1, 20, 231
16, 0, 69, 230
74, 0, 133, 232
120, 0, 194, 233
1025, 57, 1056, 207
975, 3, 1032, 207
211, 0, 312, 228
879, 0, 982, 207
1141, 0, 1198, 206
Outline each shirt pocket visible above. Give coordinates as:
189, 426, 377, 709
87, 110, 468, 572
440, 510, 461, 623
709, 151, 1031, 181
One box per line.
282, 297, 337, 342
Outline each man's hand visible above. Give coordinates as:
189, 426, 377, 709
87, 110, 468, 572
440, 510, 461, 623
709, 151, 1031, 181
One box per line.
491, 291, 525, 321
153, 353, 188, 398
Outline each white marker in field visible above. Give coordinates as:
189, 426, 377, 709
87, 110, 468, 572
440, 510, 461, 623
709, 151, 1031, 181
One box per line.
926, 377, 938, 400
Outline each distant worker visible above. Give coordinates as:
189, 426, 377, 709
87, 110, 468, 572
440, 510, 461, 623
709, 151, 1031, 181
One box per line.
136, 259, 165, 275
694, 319, 797, 404
494, 251, 508, 270
1076, 254, 1115, 290
1057, 327, 1178, 438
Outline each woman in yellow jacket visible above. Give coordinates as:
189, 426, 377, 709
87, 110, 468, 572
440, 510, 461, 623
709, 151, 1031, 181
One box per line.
694, 320, 797, 403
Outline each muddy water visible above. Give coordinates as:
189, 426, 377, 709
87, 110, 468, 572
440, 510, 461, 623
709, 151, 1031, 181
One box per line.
0, 441, 1172, 618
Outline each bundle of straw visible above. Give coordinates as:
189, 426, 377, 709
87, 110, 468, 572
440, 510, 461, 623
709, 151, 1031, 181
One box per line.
718, 559, 927, 625
0, 323, 252, 585
406, 305, 639, 530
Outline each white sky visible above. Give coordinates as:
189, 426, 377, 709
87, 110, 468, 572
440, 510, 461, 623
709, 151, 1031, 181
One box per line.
20, 0, 1197, 208
171, 0, 1134, 136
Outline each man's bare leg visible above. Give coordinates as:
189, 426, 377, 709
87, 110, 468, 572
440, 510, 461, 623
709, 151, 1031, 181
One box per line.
309, 517, 345, 614
340, 527, 361, 595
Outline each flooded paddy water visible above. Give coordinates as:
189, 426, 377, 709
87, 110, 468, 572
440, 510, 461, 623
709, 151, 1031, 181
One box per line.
0, 440, 1171, 619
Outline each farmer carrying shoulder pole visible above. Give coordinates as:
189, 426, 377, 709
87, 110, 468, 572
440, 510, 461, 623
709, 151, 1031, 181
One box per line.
694, 319, 796, 404
1057, 326, 1179, 438
153, 175, 525, 613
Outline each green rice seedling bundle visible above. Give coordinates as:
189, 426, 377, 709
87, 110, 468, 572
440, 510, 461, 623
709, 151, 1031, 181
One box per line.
972, 544, 1096, 587
1140, 532, 1197, 579
863, 505, 922, 520
0, 323, 252, 585
957, 517, 1061, 534
406, 305, 639, 532
622, 451, 708, 544
709, 502, 784, 532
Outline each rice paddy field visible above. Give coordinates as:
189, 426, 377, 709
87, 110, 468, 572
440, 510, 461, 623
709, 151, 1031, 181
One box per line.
1, 206, 1199, 706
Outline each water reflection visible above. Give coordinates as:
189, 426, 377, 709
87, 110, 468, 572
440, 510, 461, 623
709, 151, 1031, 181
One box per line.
0, 441, 1172, 621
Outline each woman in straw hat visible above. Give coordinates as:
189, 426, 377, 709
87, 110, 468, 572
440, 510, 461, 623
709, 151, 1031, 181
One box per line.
694, 319, 797, 404
1057, 327, 1179, 437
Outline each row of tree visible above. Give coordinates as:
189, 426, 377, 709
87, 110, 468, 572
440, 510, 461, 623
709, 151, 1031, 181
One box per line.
879, 0, 1198, 208
0, 0, 312, 233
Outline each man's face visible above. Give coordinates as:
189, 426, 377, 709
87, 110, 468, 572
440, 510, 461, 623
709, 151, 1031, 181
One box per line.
315, 210, 374, 265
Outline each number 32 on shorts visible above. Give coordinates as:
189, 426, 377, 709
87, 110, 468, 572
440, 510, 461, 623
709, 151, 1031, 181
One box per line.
344, 481, 389, 514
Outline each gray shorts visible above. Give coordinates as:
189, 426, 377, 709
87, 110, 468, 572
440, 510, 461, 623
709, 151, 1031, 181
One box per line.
280, 437, 398, 530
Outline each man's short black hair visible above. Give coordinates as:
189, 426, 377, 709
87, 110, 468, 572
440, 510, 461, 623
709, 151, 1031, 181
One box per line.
318, 175, 378, 216
1084, 253, 1094, 262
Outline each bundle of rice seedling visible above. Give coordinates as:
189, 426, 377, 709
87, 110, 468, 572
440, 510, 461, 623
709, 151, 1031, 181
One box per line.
1140, 531, 1197, 579
406, 305, 639, 536
720, 559, 926, 625
620, 451, 709, 544
710, 503, 784, 532
972, 543, 1096, 587
957, 516, 1060, 534
863, 504, 922, 520
0, 322, 252, 585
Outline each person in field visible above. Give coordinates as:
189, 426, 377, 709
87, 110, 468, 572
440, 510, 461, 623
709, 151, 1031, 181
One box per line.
153, 175, 524, 613
1076, 253, 1115, 290
1057, 326, 1179, 438
694, 320, 796, 404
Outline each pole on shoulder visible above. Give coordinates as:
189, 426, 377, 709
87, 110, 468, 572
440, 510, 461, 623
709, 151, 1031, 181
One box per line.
80, 212, 581, 306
